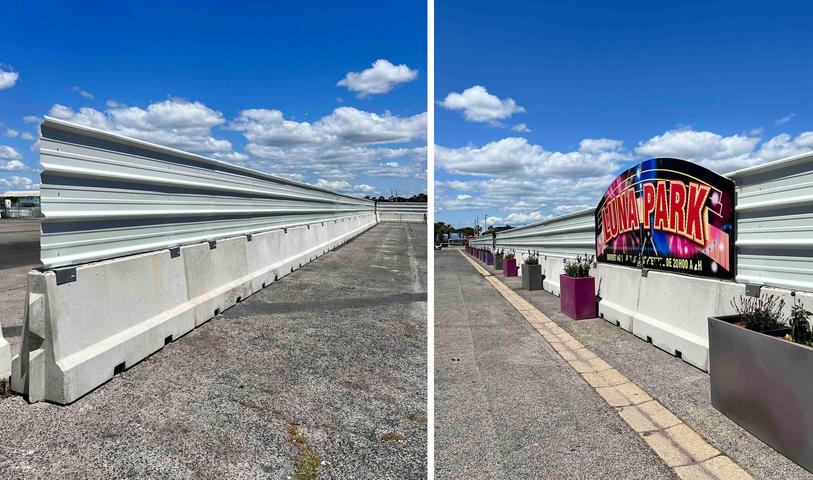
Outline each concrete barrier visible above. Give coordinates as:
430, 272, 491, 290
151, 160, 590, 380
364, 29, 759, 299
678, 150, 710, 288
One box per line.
377, 212, 426, 223
597, 263, 812, 371
12, 213, 376, 404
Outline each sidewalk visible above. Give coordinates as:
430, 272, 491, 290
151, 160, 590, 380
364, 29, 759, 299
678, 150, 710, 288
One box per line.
434, 248, 812, 479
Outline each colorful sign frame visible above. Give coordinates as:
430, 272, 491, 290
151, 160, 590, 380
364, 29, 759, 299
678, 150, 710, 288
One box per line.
595, 158, 735, 279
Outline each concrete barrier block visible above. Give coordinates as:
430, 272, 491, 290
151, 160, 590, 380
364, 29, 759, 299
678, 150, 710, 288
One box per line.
183, 236, 251, 326
245, 229, 284, 293
13, 248, 195, 404
542, 257, 566, 296
597, 264, 642, 332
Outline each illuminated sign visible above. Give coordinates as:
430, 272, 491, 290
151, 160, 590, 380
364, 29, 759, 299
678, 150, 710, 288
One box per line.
595, 158, 735, 278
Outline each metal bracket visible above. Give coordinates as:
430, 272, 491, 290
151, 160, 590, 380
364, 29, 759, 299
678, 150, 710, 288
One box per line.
283, 228, 288, 234
745, 284, 762, 297
246, 233, 253, 242
641, 268, 649, 278
55, 267, 77, 285
169, 246, 181, 258
208, 240, 217, 249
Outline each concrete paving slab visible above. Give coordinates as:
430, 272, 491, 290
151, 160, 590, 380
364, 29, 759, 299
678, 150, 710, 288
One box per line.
0, 222, 426, 479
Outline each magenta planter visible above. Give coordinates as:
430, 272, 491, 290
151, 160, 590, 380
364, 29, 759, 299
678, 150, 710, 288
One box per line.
503, 258, 517, 277
559, 275, 596, 319
487, 252, 493, 265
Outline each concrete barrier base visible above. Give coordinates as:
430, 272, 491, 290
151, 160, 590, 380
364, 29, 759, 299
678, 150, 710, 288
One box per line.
12, 214, 376, 404
377, 212, 426, 223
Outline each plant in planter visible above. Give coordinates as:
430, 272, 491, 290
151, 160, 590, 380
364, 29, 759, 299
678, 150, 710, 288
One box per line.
503, 252, 517, 277
709, 292, 813, 473
560, 254, 596, 319
521, 253, 542, 291
495, 249, 504, 271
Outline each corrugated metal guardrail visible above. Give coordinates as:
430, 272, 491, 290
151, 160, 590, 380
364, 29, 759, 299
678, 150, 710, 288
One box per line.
39, 116, 375, 269
467, 151, 813, 293
467, 209, 595, 259
376, 202, 427, 214
730, 151, 813, 292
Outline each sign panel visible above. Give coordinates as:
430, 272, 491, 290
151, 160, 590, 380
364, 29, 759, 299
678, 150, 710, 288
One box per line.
595, 158, 735, 279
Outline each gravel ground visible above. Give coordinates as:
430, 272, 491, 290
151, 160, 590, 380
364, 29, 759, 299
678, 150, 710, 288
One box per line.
434, 249, 675, 479
471, 250, 813, 479
0, 222, 427, 479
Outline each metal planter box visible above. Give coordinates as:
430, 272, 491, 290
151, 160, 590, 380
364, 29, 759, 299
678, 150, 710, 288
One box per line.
521, 263, 542, 290
486, 252, 493, 265
709, 315, 813, 473
495, 254, 503, 270
503, 258, 517, 277
559, 275, 596, 319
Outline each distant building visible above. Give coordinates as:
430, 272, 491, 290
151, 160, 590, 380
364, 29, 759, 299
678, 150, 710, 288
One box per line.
1, 191, 42, 218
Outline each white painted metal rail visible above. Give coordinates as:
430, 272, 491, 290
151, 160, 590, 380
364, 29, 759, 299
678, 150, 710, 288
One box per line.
728, 151, 813, 292
376, 202, 427, 214
468, 209, 595, 259
39, 117, 375, 268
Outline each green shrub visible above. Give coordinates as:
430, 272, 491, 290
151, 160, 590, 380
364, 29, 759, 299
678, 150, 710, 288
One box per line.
524, 254, 538, 265
563, 254, 593, 278
504, 252, 515, 259
789, 294, 812, 346
730, 295, 786, 332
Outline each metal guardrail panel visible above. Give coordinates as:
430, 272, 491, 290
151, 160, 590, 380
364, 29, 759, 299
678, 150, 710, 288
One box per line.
39, 117, 375, 268
468, 209, 595, 259
376, 202, 427, 214
729, 151, 813, 291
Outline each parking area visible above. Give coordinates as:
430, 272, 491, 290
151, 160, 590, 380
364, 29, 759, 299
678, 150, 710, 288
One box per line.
0, 222, 427, 479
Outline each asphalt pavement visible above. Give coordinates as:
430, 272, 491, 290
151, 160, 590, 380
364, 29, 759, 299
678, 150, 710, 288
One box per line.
434, 248, 813, 479
0, 222, 427, 479
0, 218, 41, 357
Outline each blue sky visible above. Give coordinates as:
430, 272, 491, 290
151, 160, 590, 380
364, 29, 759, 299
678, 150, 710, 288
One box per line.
436, 0, 813, 227
0, 1, 426, 197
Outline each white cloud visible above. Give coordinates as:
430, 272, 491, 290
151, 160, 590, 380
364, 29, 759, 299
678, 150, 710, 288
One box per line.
0, 160, 26, 171
0, 175, 39, 189
436, 137, 628, 178
0, 145, 23, 161
511, 123, 531, 132
485, 216, 504, 225
312, 178, 377, 196
579, 138, 624, 153
3, 129, 19, 138
22, 116, 40, 124
0, 65, 19, 89
439, 85, 525, 124
48, 99, 233, 154
106, 100, 124, 108
457, 194, 472, 200
20, 132, 34, 140
776, 113, 795, 125
337, 59, 418, 97
229, 107, 425, 147
314, 178, 352, 190
635, 127, 813, 172
72, 86, 95, 100
506, 211, 545, 224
